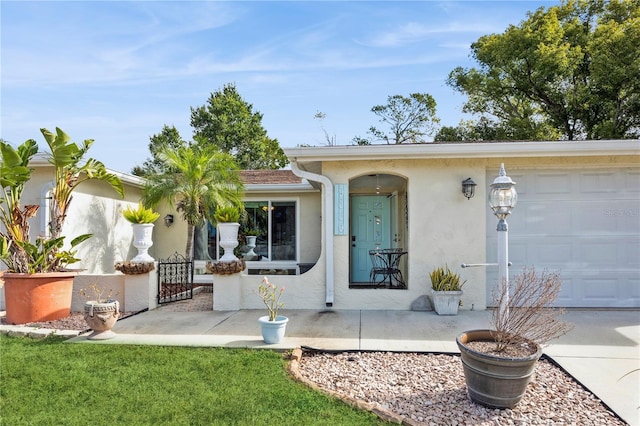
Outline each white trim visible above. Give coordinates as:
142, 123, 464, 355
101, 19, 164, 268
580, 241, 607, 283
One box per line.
290, 161, 335, 307
285, 140, 640, 162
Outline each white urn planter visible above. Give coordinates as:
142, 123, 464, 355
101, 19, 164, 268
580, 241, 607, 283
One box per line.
245, 235, 257, 257
218, 222, 240, 261
84, 300, 120, 340
131, 223, 155, 263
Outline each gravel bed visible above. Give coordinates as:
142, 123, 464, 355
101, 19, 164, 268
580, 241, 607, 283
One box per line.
295, 351, 625, 425
0, 311, 135, 331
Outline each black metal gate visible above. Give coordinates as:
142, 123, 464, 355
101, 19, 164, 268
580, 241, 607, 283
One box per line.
157, 252, 194, 304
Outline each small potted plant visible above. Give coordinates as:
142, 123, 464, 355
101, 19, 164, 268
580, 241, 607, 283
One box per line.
79, 283, 121, 340
456, 268, 573, 408
122, 203, 160, 263
214, 205, 241, 261
255, 276, 288, 344
430, 265, 466, 315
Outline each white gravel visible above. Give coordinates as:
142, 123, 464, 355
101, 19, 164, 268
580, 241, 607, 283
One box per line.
293, 350, 625, 425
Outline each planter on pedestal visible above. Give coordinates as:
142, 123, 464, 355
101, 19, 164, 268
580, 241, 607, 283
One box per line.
84, 300, 120, 340
258, 315, 288, 344
218, 222, 240, 261
2, 272, 77, 324
131, 223, 155, 263
245, 235, 257, 257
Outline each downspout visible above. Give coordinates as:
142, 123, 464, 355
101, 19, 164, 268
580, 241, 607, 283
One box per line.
290, 161, 335, 307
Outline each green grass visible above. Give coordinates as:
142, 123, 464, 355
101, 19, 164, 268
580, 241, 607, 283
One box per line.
0, 335, 386, 425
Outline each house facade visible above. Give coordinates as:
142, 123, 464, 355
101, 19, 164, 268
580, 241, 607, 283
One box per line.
213, 140, 639, 312
2, 140, 638, 313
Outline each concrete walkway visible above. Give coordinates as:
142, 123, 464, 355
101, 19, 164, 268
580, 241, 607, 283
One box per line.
66, 306, 640, 425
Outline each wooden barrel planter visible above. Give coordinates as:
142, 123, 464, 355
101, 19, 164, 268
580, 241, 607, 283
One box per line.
456, 329, 542, 409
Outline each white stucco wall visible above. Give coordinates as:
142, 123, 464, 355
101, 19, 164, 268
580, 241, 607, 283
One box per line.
322, 158, 488, 310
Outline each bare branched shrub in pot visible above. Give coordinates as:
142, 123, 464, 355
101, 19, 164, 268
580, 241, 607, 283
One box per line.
490, 268, 573, 354
456, 267, 573, 408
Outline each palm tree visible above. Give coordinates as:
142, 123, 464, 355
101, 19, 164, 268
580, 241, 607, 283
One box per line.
42, 127, 125, 239
142, 143, 244, 258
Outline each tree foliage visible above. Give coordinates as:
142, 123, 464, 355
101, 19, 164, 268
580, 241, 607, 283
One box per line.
141, 142, 244, 258
448, 0, 640, 140
354, 93, 440, 144
132, 125, 187, 177
190, 83, 288, 169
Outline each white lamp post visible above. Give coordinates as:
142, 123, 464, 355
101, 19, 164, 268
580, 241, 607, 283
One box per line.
488, 163, 517, 319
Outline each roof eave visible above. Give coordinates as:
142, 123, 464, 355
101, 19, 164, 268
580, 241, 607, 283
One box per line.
285, 140, 640, 163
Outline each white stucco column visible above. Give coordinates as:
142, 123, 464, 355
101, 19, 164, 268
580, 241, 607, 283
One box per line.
123, 267, 158, 312
212, 274, 242, 311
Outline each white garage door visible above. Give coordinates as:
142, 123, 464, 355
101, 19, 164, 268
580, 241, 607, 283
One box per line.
486, 167, 640, 308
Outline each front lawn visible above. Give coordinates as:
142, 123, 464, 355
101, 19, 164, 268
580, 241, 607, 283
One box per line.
0, 335, 385, 425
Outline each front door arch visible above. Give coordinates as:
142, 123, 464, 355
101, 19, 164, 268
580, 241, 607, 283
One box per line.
348, 173, 408, 286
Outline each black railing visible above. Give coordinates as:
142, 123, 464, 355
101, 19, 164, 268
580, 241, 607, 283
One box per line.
157, 252, 194, 304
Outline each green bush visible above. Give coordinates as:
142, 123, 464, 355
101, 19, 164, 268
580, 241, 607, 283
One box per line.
122, 203, 160, 224
214, 205, 240, 223
430, 265, 466, 291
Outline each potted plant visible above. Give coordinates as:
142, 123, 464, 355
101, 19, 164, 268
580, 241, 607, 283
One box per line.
456, 268, 573, 409
122, 202, 160, 263
0, 128, 124, 324
430, 265, 466, 315
79, 283, 120, 340
255, 276, 288, 344
214, 205, 241, 262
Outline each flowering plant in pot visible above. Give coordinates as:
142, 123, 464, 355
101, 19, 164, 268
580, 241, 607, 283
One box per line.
79, 283, 121, 340
0, 128, 124, 324
429, 265, 466, 315
456, 268, 573, 409
255, 276, 288, 344
122, 202, 160, 263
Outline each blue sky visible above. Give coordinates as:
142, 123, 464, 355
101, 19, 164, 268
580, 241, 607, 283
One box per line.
1, 1, 556, 173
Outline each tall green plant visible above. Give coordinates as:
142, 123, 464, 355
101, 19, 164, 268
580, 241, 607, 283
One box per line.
142, 142, 244, 258
0, 128, 124, 273
43, 127, 124, 239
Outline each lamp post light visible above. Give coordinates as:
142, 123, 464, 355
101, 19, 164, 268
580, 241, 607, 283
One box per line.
488, 163, 517, 319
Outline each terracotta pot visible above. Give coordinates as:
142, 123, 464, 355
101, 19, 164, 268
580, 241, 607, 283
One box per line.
456, 329, 542, 409
84, 300, 120, 340
3, 272, 76, 324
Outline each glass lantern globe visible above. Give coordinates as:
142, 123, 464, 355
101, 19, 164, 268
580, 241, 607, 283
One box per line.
488, 164, 517, 220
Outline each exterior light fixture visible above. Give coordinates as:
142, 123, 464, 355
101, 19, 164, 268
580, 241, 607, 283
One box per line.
461, 177, 477, 200
164, 214, 174, 227
488, 163, 517, 319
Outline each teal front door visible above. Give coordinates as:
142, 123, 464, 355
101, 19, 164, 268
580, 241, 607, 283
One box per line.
350, 195, 391, 283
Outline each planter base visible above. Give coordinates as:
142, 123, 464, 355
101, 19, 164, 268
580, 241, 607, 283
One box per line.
86, 329, 117, 340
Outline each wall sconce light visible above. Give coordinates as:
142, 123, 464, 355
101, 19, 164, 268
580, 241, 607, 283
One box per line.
462, 177, 477, 200
164, 214, 174, 227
